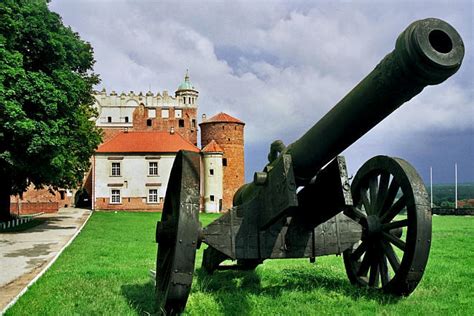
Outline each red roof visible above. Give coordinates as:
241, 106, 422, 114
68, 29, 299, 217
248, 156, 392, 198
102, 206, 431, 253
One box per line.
96, 131, 200, 153
202, 140, 223, 153
200, 112, 244, 125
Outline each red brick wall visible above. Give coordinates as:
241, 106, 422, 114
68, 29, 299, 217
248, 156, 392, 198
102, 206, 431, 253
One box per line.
10, 186, 73, 212
131, 104, 197, 145
83, 169, 93, 197
10, 202, 58, 215
95, 196, 163, 212
201, 122, 245, 210
101, 128, 123, 143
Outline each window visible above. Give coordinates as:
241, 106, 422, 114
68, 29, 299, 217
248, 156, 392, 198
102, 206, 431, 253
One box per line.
148, 109, 156, 118
110, 189, 121, 204
210, 195, 215, 202
107, 116, 112, 123
175, 109, 182, 118
149, 161, 158, 176
223, 158, 228, 166
124, 116, 129, 123
161, 109, 169, 118
192, 119, 196, 128
147, 119, 152, 127
111, 162, 121, 176
148, 189, 158, 203
209, 169, 214, 176
59, 191, 65, 200
178, 119, 185, 128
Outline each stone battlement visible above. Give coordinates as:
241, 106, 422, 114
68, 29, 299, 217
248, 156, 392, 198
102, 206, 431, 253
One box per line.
92, 88, 197, 108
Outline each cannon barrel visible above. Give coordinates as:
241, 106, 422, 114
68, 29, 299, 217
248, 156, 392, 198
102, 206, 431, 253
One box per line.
286, 18, 464, 183
234, 18, 464, 205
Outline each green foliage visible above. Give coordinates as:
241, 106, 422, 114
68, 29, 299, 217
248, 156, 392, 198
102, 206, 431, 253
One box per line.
5, 213, 474, 315
431, 183, 474, 206
0, 0, 101, 195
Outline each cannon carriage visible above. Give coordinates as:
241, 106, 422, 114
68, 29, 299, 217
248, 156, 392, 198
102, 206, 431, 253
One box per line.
154, 18, 464, 314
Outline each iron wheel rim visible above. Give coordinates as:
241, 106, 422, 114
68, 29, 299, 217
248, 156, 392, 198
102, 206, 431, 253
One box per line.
343, 155, 432, 296
156, 150, 201, 314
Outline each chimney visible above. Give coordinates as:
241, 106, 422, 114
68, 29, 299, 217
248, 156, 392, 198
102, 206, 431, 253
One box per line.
202, 113, 206, 121
170, 127, 175, 134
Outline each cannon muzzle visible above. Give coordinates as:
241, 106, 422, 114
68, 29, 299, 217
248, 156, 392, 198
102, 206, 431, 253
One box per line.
286, 18, 464, 183
234, 18, 464, 205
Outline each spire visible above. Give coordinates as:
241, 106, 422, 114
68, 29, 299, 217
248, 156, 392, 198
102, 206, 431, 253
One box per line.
185, 69, 189, 82
177, 69, 196, 91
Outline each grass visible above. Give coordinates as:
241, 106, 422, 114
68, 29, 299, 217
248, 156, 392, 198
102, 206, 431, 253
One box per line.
5, 212, 474, 315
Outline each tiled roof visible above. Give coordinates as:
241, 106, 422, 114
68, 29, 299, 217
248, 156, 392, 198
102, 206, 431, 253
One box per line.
200, 112, 244, 125
96, 131, 200, 153
202, 140, 224, 153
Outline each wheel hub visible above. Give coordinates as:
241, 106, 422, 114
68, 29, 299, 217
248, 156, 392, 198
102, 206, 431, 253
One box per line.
363, 215, 383, 238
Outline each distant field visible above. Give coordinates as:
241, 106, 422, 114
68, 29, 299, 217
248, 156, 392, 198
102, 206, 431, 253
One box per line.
5, 212, 474, 315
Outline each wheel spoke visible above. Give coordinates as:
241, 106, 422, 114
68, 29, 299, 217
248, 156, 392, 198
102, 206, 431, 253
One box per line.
381, 240, 400, 271
351, 241, 368, 261
360, 188, 372, 214
381, 195, 407, 223
357, 249, 372, 277
381, 179, 400, 214
375, 172, 390, 214
382, 231, 406, 251
382, 219, 408, 231
369, 260, 380, 287
369, 176, 378, 211
380, 253, 389, 287
346, 207, 367, 221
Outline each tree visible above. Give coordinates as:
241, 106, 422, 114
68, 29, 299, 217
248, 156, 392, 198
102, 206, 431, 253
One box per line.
0, 0, 102, 221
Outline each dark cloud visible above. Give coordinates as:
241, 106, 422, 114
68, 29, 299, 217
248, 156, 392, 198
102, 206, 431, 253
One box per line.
50, 0, 473, 184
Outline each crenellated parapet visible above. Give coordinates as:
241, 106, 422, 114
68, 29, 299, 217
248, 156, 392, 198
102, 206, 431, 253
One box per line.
92, 88, 197, 108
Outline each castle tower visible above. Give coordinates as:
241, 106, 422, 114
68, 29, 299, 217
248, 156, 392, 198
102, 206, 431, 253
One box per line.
202, 140, 224, 213
175, 71, 199, 145
200, 112, 245, 211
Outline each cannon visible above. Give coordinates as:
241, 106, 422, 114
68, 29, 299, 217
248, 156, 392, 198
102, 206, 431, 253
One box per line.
155, 18, 464, 314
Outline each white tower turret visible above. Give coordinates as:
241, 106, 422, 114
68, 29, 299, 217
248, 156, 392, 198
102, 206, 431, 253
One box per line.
175, 70, 199, 107
202, 140, 224, 213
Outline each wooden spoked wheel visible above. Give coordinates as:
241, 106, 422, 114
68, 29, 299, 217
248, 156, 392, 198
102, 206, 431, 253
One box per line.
155, 151, 201, 315
343, 156, 432, 296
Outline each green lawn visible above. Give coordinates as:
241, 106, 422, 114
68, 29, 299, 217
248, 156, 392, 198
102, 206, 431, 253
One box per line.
5, 212, 474, 315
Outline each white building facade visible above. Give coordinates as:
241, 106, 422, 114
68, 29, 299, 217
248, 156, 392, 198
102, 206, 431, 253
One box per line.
92, 130, 200, 211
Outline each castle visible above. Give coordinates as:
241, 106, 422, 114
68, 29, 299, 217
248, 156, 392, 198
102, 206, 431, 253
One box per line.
89, 73, 245, 212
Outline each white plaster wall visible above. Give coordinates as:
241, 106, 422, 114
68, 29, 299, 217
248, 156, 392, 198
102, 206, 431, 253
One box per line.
203, 153, 223, 213
97, 106, 135, 126
94, 153, 176, 205
93, 91, 197, 128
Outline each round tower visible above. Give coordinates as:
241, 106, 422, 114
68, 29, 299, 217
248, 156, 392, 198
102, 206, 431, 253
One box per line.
202, 140, 224, 213
200, 112, 245, 211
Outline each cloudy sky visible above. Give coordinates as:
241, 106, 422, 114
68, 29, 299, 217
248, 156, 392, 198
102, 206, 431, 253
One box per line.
50, 0, 473, 184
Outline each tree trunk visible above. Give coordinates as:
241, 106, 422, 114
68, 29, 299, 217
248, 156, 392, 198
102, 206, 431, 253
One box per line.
0, 176, 12, 222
